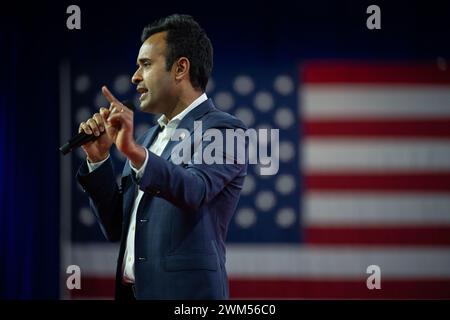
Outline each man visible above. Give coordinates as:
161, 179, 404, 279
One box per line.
77, 14, 248, 299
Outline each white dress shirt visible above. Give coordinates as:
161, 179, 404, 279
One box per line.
87, 93, 207, 283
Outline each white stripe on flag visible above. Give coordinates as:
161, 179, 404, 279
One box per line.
303, 139, 450, 171
72, 244, 450, 279
72, 244, 119, 276
300, 85, 450, 118
226, 245, 450, 279
304, 192, 450, 226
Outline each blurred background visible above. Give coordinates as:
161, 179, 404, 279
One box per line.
1, 0, 450, 299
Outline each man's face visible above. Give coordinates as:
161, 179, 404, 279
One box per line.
132, 32, 175, 114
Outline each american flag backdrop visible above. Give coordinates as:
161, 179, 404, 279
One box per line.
60, 60, 450, 299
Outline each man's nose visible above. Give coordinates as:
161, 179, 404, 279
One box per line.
132, 70, 142, 85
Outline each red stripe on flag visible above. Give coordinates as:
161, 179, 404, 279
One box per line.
305, 172, 450, 191
304, 226, 450, 246
302, 62, 450, 84
230, 278, 450, 299
303, 119, 450, 138
70, 276, 450, 299
70, 277, 115, 299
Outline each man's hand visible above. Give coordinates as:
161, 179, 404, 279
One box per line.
102, 86, 146, 169
79, 103, 114, 163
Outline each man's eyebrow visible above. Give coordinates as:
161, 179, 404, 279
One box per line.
136, 58, 152, 66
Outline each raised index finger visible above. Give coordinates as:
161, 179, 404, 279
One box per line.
102, 85, 119, 104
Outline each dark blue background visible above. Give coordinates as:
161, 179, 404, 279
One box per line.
1, 0, 449, 299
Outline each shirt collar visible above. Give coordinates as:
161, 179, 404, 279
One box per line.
157, 93, 208, 129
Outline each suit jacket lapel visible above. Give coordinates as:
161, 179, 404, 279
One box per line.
160, 99, 216, 161
125, 99, 216, 224
142, 123, 164, 149
122, 124, 163, 226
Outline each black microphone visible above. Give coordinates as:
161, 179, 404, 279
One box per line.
59, 100, 135, 155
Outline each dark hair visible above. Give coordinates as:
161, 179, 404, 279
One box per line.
141, 14, 213, 91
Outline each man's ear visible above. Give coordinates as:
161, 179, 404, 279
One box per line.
174, 57, 190, 81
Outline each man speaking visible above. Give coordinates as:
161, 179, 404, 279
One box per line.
76, 14, 248, 299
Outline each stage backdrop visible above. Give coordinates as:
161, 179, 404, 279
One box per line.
61, 60, 450, 299
3, 0, 450, 300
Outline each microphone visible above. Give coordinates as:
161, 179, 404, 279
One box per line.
59, 100, 135, 155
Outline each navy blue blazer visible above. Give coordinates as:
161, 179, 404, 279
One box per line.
77, 99, 248, 299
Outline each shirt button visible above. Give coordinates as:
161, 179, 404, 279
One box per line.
128, 257, 131, 262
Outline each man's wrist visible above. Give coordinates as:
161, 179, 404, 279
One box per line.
127, 143, 146, 170
87, 152, 110, 163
